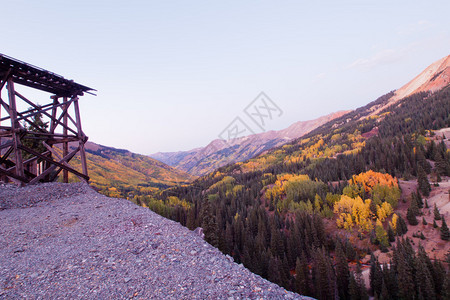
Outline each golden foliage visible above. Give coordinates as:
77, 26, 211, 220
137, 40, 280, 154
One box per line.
334, 195, 373, 232
376, 202, 393, 222
350, 170, 398, 194
390, 213, 398, 234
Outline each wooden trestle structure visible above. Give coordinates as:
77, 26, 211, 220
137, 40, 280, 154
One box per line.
0, 54, 95, 185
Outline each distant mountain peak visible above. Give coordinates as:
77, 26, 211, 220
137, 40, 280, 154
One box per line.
150, 111, 348, 176
368, 54, 450, 117
394, 54, 450, 100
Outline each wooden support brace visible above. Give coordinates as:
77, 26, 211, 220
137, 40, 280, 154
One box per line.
28, 147, 82, 184
18, 144, 88, 181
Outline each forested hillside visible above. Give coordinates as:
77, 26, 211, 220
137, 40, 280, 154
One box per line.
140, 85, 450, 299
67, 143, 192, 198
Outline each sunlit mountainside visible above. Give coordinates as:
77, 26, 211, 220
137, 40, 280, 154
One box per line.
67, 142, 192, 198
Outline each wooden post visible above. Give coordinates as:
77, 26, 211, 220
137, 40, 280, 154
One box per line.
7, 79, 25, 181
50, 96, 58, 134
73, 97, 88, 180
63, 97, 68, 183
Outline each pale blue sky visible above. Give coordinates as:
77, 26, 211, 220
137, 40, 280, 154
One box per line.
1, 1, 449, 153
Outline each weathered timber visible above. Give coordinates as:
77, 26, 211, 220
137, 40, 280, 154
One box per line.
0, 53, 94, 185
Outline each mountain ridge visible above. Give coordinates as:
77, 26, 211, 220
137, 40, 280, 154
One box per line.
367, 54, 450, 117
150, 110, 348, 176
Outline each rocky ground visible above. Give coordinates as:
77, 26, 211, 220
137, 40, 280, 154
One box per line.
0, 182, 310, 299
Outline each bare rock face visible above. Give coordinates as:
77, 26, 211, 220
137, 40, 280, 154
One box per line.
0, 182, 310, 299
393, 54, 450, 100
368, 54, 450, 117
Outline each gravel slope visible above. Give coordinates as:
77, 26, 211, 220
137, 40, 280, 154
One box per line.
0, 182, 310, 299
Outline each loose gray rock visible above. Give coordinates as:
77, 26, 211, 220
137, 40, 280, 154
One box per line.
0, 182, 311, 299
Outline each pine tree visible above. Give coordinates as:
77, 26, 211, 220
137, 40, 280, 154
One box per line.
186, 206, 197, 230
335, 242, 350, 300
387, 226, 395, 242
435, 153, 450, 177
407, 207, 419, 225
312, 248, 336, 300
441, 217, 450, 241
369, 254, 383, 296
268, 255, 282, 285
433, 203, 441, 220
413, 190, 424, 208
417, 165, 431, 197
442, 271, 450, 300
200, 198, 218, 247
21, 110, 49, 160
380, 278, 390, 300
422, 217, 427, 225
295, 253, 311, 296
349, 261, 368, 300
396, 215, 408, 235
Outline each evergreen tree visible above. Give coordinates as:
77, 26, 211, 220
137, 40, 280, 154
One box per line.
267, 255, 282, 285
441, 217, 450, 241
186, 207, 197, 230
415, 249, 436, 300
335, 242, 350, 300
442, 271, 450, 300
200, 198, 218, 247
369, 254, 383, 296
434, 203, 441, 220
422, 217, 427, 225
435, 153, 450, 177
396, 215, 408, 235
312, 248, 336, 300
349, 261, 368, 300
380, 278, 390, 300
413, 190, 424, 208
417, 165, 431, 197
295, 253, 311, 296
387, 226, 395, 242
21, 109, 49, 160
407, 206, 419, 225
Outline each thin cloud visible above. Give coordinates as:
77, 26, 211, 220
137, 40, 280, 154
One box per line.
397, 20, 433, 36
347, 49, 403, 70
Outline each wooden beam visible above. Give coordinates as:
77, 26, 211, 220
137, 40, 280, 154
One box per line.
7, 79, 25, 180
28, 147, 81, 184
0, 165, 29, 183
18, 144, 88, 181
63, 97, 68, 183
44, 145, 84, 182
73, 97, 88, 180
0, 141, 13, 151
14, 91, 78, 136
0, 68, 11, 92
50, 96, 59, 133
0, 144, 14, 164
